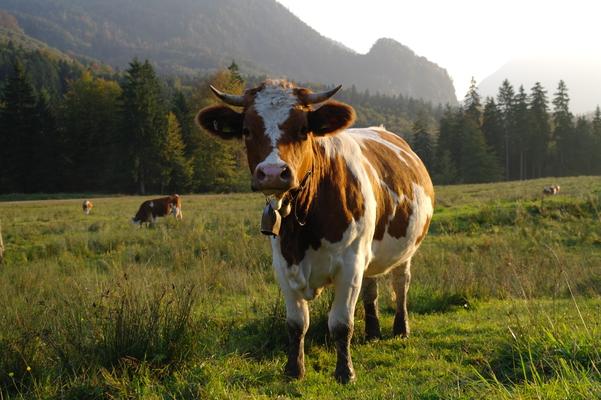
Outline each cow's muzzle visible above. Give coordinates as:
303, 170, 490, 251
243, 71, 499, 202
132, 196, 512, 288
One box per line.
252, 163, 296, 195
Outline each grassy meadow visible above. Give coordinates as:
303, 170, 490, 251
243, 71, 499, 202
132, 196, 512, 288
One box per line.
1, 176, 600, 399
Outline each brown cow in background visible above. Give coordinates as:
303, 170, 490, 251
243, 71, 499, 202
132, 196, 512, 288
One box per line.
132, 194, 182, 225
82, 200, 93, 215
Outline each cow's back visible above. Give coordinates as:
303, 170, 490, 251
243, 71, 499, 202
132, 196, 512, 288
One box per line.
335, 127, 434, 276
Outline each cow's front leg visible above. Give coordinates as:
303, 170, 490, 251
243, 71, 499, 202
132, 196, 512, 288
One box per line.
280, 285, 309, 379
329, 265, 363, 383
392, 259, 411, 338
361, 277, 381, 340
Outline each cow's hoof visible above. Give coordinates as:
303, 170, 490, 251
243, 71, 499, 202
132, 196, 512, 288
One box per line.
334, 366, 356, 384
284, 363, 305, 380
365, 330, 381, 341
393, 314, 410, 338
365, 316, 381, 341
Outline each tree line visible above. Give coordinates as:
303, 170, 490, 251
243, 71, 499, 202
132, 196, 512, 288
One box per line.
1, 45, 600, 195
0, 53, 252, 194
0, 45, 439, 195
411, 78, 601, 184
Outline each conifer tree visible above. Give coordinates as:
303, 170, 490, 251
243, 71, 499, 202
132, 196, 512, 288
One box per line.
61, 71, 122, 191
463, 77, 482, 124
435, 106, 463, 178
592, 106, 601, 174
512, 85, 529, 179
31, 89, 59, 192
120, 59, 167, 194
171, 90, 197, 158
161, 112, 193, 192
481, 97, 504, 167
411, 111, 434, 170
0, 61, 38, 193
528, 82, 550, 178
459, 118, 501, 183
496, 79, 515, 179
574, 116, 592, 174
552, 80, 573, 176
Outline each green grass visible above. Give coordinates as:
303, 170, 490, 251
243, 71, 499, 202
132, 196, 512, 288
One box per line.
0, 176, 600, 399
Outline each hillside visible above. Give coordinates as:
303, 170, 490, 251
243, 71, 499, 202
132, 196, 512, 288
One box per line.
478, 52, 601, 113
0, 0, 457, 104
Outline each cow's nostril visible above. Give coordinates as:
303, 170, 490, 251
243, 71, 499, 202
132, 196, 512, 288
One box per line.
257, 169, 266, 181
280, 167, 291, 181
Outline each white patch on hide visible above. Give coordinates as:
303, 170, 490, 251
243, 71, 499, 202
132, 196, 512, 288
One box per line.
254, 82, 297, 148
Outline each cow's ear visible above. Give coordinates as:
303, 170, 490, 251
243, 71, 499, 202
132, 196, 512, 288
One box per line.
196, 105, 244, 139
308, 101, 355, 136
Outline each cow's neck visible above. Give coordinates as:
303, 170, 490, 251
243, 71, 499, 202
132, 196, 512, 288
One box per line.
279, 137, 364, 266
291, 139, 327, 223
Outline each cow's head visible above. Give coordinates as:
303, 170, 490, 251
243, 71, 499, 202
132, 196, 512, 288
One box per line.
169, 194, 182, 219
196, 80, 355, 196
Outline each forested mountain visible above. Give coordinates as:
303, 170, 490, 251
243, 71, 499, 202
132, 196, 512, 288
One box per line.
0, 0, 457, 104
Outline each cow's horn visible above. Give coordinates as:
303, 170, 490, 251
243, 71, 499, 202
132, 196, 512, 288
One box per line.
303, 85, 342, 105
209, 85, 245, 107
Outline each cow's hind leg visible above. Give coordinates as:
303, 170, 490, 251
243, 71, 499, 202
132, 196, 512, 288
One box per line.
329, 263, 363, 383
361, 277, 381, 340
392, 259, 411, 338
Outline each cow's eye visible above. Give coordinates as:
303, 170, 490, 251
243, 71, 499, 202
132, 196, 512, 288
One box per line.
243, 127, 251, 139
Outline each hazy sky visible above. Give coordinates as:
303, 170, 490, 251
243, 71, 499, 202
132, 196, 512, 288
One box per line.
276, 0, 601, 101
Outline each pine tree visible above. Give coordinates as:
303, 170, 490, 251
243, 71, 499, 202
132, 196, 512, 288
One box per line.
120, 59, 167, 194
574, 116, 592, 174
0, 61, 38, 193
512, 86, 529, 180
411, 111, 434, 170
161, 113, 193, 192
592, 106, 601, 174
463, 77, 482, 124
61, 71, 122, 191
435, 106, 463, 179
228, 60, 243, 85
171, 90, 198, 158
433, 149, 457, 184
496, 79, 515, 180
552, 80, 574, 176
31, 90, 59, 192
481, 97, 504, 168
459, 119, 501, 183
528, 82, 551, 178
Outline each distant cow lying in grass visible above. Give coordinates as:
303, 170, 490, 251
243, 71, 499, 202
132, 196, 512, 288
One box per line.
132, 194, 182, 226
543, 185, 560, 195
82, 200, 93, 215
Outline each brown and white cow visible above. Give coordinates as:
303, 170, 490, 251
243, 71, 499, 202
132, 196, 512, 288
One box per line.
82, 200, 93, 215
196, 80, 434, 383
543, 185, 560, 195
132, 194, 183, 225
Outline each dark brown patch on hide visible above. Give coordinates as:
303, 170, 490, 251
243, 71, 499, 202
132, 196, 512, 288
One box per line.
279, 142, 365, 266
360, 129, 434, 241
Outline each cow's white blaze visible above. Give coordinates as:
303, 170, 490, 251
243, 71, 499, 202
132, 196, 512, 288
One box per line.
254, 81, 297, 143
253, 81, 298, 163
